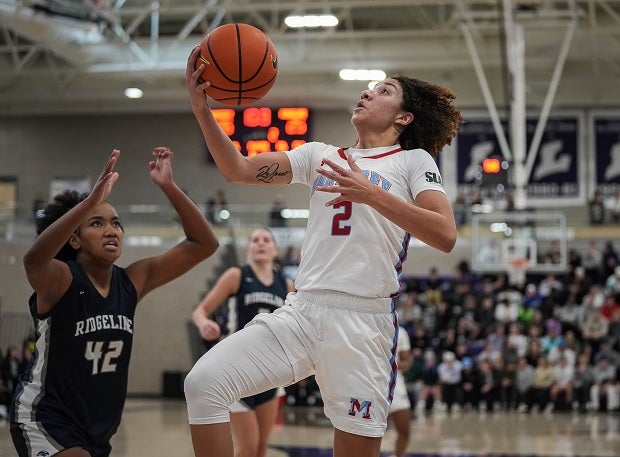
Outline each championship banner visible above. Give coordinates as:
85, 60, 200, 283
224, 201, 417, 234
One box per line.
592, 114, 620, 197
456, 114, 583, 206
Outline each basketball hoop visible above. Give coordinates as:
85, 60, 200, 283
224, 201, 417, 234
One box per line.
506, 257, 529, 289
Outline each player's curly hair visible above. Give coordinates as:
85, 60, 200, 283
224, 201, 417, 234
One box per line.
392, 75, 464, 158
36, 190, 88, 262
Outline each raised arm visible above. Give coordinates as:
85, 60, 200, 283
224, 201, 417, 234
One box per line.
23, 150, 120, 314
186, 46, 293, 186
125, 147, 219, 300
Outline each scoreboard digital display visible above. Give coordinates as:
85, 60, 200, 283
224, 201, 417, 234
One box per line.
207, 107, 312, 160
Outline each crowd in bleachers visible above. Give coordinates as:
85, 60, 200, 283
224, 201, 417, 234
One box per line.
396, 239, 620, 416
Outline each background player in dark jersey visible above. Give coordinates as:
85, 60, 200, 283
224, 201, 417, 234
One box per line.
10, 148, 218, 457
192, 227, 294, 457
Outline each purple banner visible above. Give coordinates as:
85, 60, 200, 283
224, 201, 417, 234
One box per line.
594, 117, 620, 197
456, 116, 581, 204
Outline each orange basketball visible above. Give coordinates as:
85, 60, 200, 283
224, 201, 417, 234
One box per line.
196, 23, 278, 106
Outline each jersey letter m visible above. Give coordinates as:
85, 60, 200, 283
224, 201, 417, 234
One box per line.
348, 398, 372, 419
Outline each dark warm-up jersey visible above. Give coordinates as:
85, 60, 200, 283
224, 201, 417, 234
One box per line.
11, 260, 137, 456
225, 264, 287, 335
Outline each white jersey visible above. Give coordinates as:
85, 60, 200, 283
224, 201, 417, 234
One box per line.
285, 142, 446, 298
391, 326, 412, 412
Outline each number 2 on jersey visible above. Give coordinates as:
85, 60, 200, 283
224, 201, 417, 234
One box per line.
331, 201, 352, 235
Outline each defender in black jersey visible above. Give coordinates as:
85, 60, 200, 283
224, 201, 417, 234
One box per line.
11, 148, 218, 457
192, 227, 294, 457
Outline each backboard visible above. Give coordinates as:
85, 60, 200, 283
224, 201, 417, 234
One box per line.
470, 211, 568, 274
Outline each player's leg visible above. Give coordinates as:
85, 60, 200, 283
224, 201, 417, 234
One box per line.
333, 429, 382, 457
189, 423, 233, 457
389, 408, 411, 457
254, 396, 281, 457
184, 323, 296, 457
230, 410, 259, 457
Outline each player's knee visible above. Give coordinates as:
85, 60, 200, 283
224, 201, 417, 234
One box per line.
184, 360, 236, 408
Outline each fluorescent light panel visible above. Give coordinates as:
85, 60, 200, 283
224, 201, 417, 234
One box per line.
339, 69, 386, 81
285, 15, 338, 28
124, 87, 143, 99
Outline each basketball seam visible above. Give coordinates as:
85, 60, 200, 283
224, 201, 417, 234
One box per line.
235, 23, 242, 105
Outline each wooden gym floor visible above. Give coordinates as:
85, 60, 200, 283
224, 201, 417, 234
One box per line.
1, 398, 618, 456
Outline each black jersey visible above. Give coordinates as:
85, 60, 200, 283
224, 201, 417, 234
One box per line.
225, 264, 287, 334
11, 260, 137, 456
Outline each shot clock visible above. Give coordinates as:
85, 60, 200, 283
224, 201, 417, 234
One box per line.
207, 106, 312, 160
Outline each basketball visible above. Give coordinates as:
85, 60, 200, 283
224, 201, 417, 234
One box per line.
195, 23, 278, 106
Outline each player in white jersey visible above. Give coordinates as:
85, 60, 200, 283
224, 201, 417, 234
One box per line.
184, 46, 464, 457
387, 326, 413, 457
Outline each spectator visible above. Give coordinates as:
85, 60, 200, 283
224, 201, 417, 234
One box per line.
205, 188, 228, 225
477, 341, 501, 365
541, 319, 564, 354
589, 190, 606, 225
18, 342, 33, 377
507, 322, 528, 357
581, 308, 610, 356
416, 350, 442, 415
593, 339, 620, 367
590, 357, 619, 411
608, 308, 620, 348
562, 329, 583, 357
582, 240, 603, 285
528, 356, 555, 413
477, 358, 497, 412
453, 192, 468, 227
31, 192, 46, 222
459, 357, 481, 411
515, 356, 535, 412
610, 188, 620, 223
268, 195, 287, 227
518, 301, 537, 328
476, 295, 497, 337
550, 356, 574, 411
424, 267, 444, 306
604, 267, 620, 296
601, 241, 619, 282
396, 293, 422, 334
0, 345, 20, 395
572, 266, 593, 302
572, 352, 594, 413
495, 297, 519, 324
495, 356, 517, 411
523, 283, 544, 310
538, 273, 564, 299
281, 245, 301, 281
548, 341, 576, 367
437, 351, 463, 413
553, 290, 584, 336
409, 324, 430, 353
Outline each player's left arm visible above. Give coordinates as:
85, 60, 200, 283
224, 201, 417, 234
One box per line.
315, 155, 457, 253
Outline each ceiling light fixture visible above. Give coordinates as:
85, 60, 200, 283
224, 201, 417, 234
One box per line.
285, 15, 338, 28
124, 87, 143, 99
339, 69, 386, 82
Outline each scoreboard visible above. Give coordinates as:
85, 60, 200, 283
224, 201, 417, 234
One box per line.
208, 106, 312, 159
